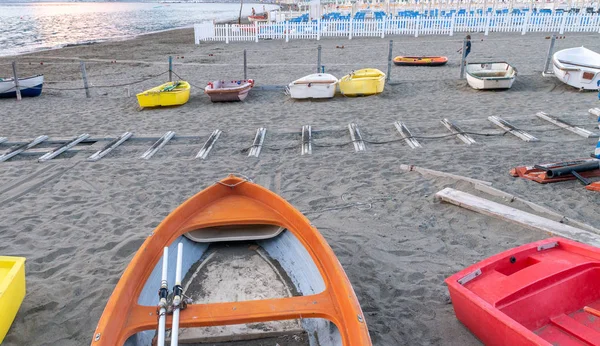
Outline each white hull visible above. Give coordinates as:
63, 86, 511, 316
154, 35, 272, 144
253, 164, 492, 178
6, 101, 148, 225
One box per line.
552, 47, 600, 90
466, 74, 515, 89
287, 73, 338, 99
466, 62, 516, 90
0, 75, 44, 95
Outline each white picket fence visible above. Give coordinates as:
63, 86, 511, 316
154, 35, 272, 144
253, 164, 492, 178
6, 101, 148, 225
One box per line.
195, 12, 600, 43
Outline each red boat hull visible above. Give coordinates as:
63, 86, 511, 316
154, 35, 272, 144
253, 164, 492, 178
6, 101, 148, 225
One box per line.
446, 238, 600, 346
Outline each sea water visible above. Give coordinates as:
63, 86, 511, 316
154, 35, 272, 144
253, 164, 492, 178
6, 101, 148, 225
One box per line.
0, 2, 278, 56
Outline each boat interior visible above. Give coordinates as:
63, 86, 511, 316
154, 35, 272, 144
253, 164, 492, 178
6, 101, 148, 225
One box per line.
466, 241, 600, 345
467, 63, 515, 79
124, 224, 342, 346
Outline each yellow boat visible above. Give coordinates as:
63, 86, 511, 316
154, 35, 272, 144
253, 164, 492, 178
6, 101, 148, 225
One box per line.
0, 256, 25, 344
339, 68, 386, 96
136, 81, 191, 108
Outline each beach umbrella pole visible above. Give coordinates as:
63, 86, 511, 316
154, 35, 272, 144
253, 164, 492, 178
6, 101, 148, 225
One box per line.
170, 243, 184, 346
157, 247, 169, 346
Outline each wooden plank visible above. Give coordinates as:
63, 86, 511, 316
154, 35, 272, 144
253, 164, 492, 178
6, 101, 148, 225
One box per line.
0, 135, 48, 162
12, 62, 21, 101
472, 183, 600, 235
140, 131, 175, 160
441, 118, 476, 145
87, 132, 133, 162
348, 123, 366, 152
38, 134, 90, 162
248, 128, 266, 158
400, 164, 492, 186
435, 187, 600, 247
0, 137, 6, 145
589, 108, 600, 117
301, 125, 312, 155
536, 112, 597, 138
488, 116, 539, 142
195, 129, 221, 160
393, 121, 421, 148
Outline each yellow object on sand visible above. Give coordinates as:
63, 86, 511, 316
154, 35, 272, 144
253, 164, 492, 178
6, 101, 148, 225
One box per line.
339, 68, 386, 96
136, 81, 191, 108
0, 256, 26, 344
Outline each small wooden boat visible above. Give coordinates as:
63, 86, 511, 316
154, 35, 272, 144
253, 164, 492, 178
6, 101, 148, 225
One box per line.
0, 75, 43, 98
136, 81, 190, 108
0, 256, 26, 343
92, 175, 371, 346
553, 47, 600, 90
446, 237, 600, 346
339, 68, 385, 96
287, 73, 338, 99
393, 56, 448, 66
204, 79, 254, 102
466, 62, 517, 90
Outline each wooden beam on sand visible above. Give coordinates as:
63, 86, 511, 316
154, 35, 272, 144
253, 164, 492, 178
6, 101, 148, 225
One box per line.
348, 123, 366, 152
0, 137, 6, 144
301, 125, 312, 155
589, 108, 600, 117
87, 132, 133, 162
394, 121, 421, 149
399, 164, 493, 185
195, 129, 221, 160
38, 133, 90, 162
0, 135, 48, 162
435, 187, 600, 247
248, 128, 266, 158
441, 118, 476, 145
472, 183, 600, 235
488, 116, 539, 142
536, 112, 598, 138
140, 131, 175, 160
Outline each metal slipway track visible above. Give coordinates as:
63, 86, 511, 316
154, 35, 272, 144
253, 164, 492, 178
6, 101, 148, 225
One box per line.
0, 108, 598, 163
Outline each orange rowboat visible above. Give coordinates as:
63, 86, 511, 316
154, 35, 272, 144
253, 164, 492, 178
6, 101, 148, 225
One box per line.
393, 56, 448, 66
91, 175, 372, 346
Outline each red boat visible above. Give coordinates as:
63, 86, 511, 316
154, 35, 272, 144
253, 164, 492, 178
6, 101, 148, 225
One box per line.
446, 237, 600, 346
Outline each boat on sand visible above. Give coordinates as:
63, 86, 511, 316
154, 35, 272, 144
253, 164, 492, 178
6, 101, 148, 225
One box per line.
204, 79, 254, 102
0, 256, 26, 344
466, 62, 517, 90
0, 75, 44, 98
91, 175, 372, 346
339, 68, 385, 96
393, 56, 448, 66
552, 47, 600, 90
287, 73, 338, 99
136, 81, 190, 108
446, 237, 600, 346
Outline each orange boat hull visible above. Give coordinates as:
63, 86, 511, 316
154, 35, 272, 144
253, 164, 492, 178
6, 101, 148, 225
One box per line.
393, 56, 448, 66
91, 175, 372, 346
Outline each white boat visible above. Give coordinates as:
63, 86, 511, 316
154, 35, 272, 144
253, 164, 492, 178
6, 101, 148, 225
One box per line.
552, 47, 600, 90
0, 75, 44, 98
465, 62, 517, 90
287, 73, 338, 99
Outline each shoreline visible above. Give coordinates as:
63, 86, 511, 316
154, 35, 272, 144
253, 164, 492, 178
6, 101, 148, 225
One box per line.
0, 2, 274, 59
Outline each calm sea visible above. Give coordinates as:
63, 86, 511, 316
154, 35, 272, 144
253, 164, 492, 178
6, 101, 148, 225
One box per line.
0, 2, 279, 56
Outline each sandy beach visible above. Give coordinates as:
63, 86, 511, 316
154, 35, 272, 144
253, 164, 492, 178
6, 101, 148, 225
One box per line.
1, 27, 600, 345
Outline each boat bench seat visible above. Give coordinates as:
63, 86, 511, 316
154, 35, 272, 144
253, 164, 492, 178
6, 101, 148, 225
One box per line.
184, 224, 285, 243
472, 72, 508, 78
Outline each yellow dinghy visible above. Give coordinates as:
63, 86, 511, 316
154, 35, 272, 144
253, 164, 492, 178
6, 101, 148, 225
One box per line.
0, 256, 26, 343
136, 81, 191, 108
339, 68, 386, 96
